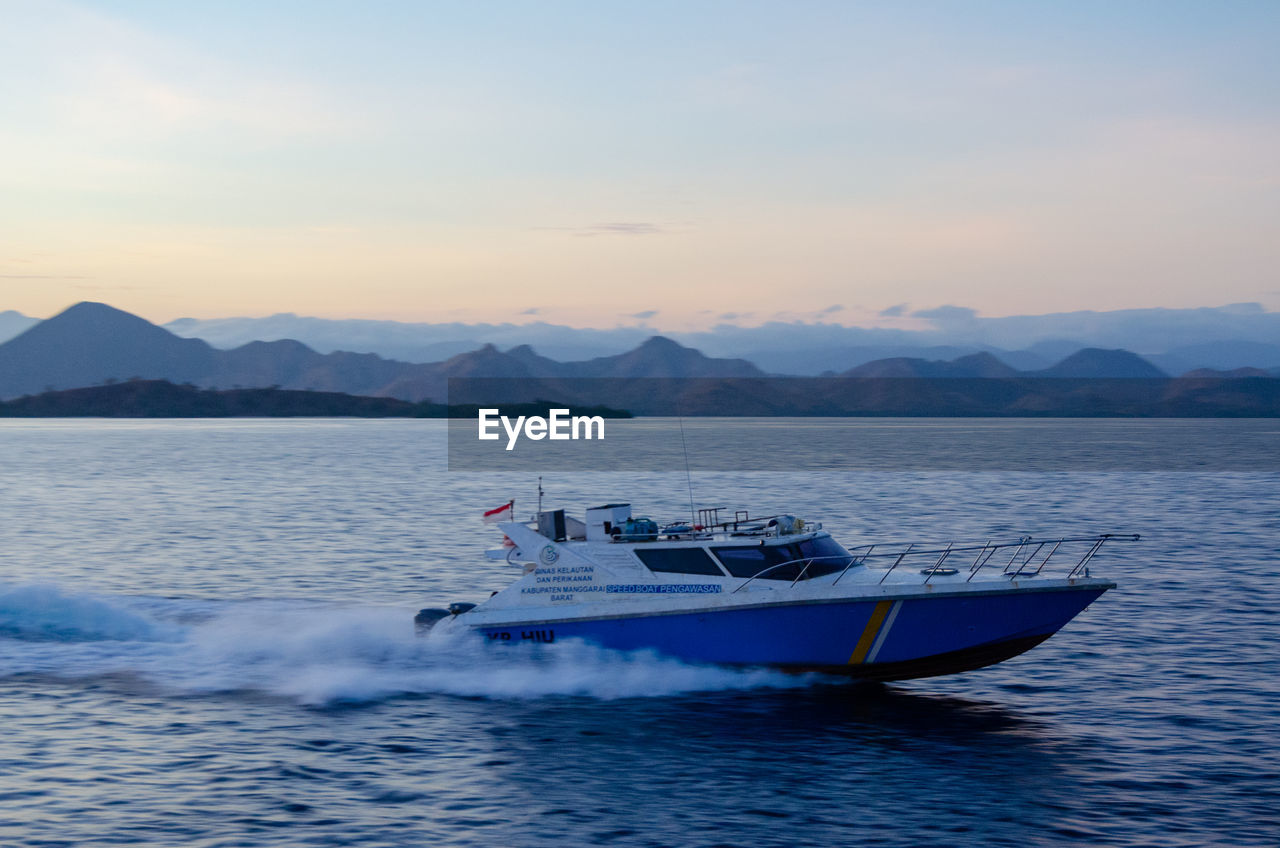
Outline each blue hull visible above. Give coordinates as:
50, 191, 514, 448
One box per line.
476, 586, 1109, 680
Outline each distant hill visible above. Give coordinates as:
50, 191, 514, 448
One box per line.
0, 309, 38, 344
376, 345, 534, 401
843, 352, 1019, 379
1151, 340, 1280, 374
1181, 367, 1271, 379
1030, 348, 1168, 379
506, 344, 569, 378
0, 302, 425, 399
837, 348, 1166, 379
0, 380, 632, 419
572, 336, 764, 379
0, 302, 217, 396
377, 336, 763, 401
163, 313, 644, 362
0, 380, 418, 417
497, 337, 763, 379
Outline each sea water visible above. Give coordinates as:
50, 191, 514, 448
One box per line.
0, 419, 1276, 846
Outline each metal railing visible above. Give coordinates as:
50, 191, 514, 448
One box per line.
731, 534, 1139, 592
730, 554, 867, 593
693, 508, 809, 535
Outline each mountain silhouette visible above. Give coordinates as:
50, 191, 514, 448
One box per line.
0, 302, 427, 399
505, 344, 568, 378
0, 309, 39, 344
842, 352, 1019, 378
841, 348, 1166, 379
0, 302, 216, 396
0, 304, 774, 401
7, 303, 1270, 418
1030, 348, 1167, 378
376, 345, 535, 401
572, 336, 764, 379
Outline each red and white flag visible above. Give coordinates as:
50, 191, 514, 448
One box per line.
483, 500, 513, 524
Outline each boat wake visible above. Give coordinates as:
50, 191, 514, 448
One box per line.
0, 583, 182, 643
0, 584, 816, 705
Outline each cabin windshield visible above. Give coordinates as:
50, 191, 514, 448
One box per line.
710, 535, 855, 581
709, 545, 799, 579
793, 536, 856, 577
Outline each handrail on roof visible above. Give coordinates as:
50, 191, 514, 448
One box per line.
730, 554, 861, 593
730, 534, 1138, 592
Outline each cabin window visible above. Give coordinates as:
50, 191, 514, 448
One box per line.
710, 545, 803, 580
635, 547, 725, 576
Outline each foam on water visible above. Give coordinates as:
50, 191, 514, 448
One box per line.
0, 583, 182, 643
0, 584, 814, 705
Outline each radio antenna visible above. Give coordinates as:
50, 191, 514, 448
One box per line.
679, 417, 696, 527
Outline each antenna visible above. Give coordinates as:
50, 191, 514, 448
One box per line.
537, 475, 544, 516
679, 417, 696, 527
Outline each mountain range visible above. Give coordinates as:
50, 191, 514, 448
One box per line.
157, 303, 1280, 375
0, 302, 1275, 408
8, 303, 1280, 375
839, 348, 1171, 380
0, 303, 764, 401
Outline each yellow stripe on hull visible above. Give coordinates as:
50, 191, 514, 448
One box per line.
849, 600, 893, 664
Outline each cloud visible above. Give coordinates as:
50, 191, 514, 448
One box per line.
0, 274, 88, 280
536, 222, 665, 237
880, 303, 909, 317
519, 307, 540, 315
0, 0, 355, 162
628, 310, 659, 320
817, 304, 845, 316
914, 305, 978, 323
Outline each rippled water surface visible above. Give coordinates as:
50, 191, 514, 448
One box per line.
1, 419, 1277, 847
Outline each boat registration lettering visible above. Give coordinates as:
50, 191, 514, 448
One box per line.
487, 630, 555, 643
605, 584, 722, 594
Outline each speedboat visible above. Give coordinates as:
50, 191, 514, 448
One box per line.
420, 503, 1135, 680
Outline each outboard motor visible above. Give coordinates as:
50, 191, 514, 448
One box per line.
415, 601, 478, 636
414, 608, 450, 635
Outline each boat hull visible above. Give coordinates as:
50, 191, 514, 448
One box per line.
470, 584, 1109, 680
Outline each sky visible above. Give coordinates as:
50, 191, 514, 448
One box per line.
1, 1, 1277, 328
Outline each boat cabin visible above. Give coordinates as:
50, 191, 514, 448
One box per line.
534, 502, 858, 582
633, 536, 856, 581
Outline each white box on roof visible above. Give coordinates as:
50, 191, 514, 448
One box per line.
585, 503, 631, 541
